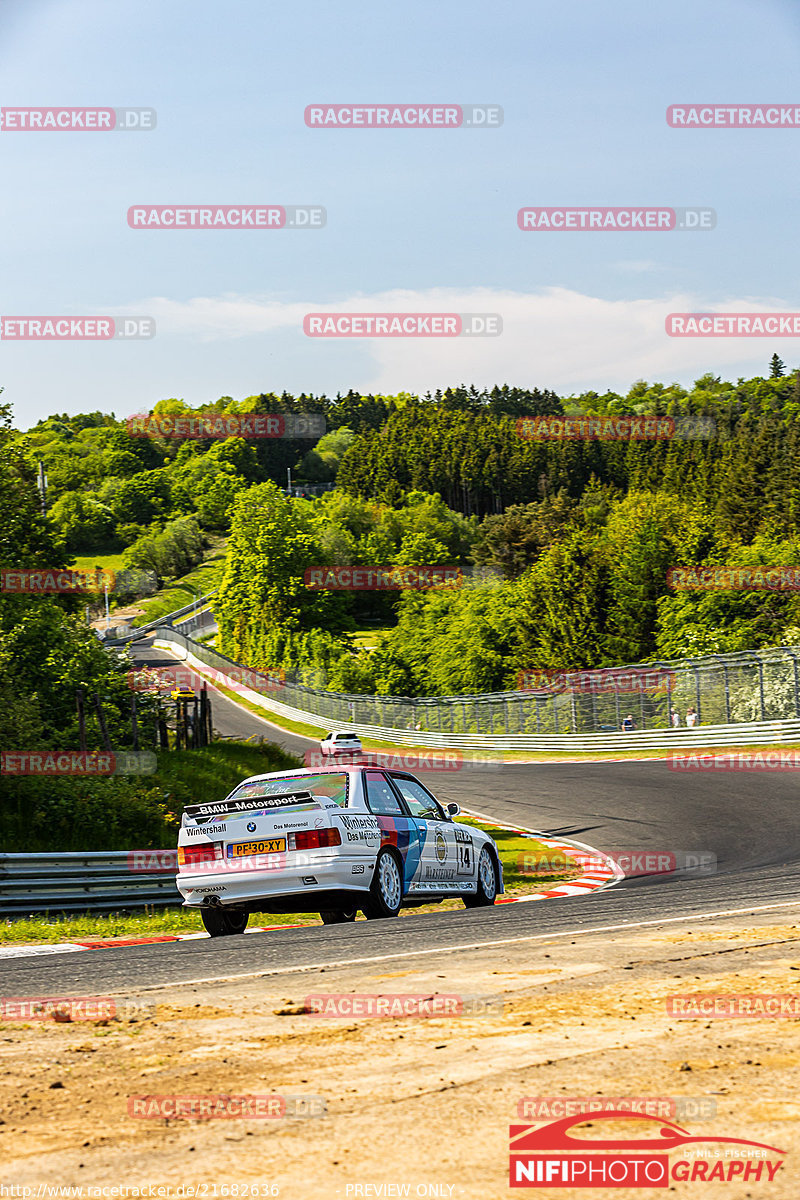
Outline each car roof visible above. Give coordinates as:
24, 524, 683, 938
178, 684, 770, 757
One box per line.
231, 764, 411, 786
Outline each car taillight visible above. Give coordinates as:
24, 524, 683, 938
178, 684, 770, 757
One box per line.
178, 842, 222, 867
289, 828, 342, 850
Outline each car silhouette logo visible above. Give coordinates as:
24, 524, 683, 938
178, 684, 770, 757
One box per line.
247, 822, 256, 833
510, 1111, 785, 1154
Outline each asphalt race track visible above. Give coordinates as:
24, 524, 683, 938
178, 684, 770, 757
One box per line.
7, 636, 799, 996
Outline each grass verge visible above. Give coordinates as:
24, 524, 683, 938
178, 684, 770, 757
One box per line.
0, 825, 579, 944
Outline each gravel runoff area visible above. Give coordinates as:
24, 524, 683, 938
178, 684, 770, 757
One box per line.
1, 906, 798, 1197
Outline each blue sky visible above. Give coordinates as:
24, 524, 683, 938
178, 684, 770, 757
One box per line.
2, 0, 799, 427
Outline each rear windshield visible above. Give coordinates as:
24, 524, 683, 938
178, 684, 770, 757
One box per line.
228, 772, 349, 808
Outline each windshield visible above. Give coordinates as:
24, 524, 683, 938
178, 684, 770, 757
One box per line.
228, 772, 349, 808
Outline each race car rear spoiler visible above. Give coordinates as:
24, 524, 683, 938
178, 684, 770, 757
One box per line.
184, 790, 316, 820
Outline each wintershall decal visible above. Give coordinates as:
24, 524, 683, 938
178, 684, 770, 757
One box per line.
304, 566, 463, 590
126, 413, 325, 439
667, 313, 800, 336
304, 104, 502, 128
127, 205, 325, 228
667, 104, 800, 127
518, 207, 715, 231
509, 1113, 786, 1188
668, 565, 800, 591
303, 314, 501, 337
1, 317, 154, 339
1, 107, 155, 130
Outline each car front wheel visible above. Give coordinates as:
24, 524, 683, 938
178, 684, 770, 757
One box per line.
364, 850, 403, 919
463, 847, 498, 908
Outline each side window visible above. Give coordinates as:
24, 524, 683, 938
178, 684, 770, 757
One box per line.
364, 771, 404, 815
390, 776, 443, 820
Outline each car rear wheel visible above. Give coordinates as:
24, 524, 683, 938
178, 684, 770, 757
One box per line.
364, 850, 403, 919
463, 847, 498, 908
320, 906, 358, 924
201, 906, 249, 936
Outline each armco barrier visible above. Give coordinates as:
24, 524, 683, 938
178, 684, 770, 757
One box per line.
148, 625, 800, 736
155, 631, 800, 752
0, 851, 180, 916
112, 590, 218, 644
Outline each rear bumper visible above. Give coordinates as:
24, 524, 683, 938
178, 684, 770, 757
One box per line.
177, 854, 372, 909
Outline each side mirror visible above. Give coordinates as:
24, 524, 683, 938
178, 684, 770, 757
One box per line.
446, 802, 461, 817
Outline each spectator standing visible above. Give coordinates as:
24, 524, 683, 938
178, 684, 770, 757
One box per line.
622, 713, 635, 732
686, 707, 698, 727
671, 708, 681, 728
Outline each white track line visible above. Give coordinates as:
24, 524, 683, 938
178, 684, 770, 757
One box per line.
127, 898, 800, 993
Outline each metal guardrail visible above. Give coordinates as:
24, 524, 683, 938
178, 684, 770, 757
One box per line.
161, 636, 800, 752
154, 626, 800, 740
111, 591, 218, 644
0, 852, 180, 916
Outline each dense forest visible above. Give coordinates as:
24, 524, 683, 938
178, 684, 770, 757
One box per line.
4, 359, 800, 705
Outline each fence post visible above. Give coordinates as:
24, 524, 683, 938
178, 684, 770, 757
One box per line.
76, 688, 87, 752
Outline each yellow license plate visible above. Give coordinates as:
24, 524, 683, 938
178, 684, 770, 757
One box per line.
227, 839, 286, 858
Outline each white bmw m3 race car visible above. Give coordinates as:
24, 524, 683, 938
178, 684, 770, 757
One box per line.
176, 765, 503, 936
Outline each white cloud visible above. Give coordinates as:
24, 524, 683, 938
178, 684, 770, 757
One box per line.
110, 285, 796, 396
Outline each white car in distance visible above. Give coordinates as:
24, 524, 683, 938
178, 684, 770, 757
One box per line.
320, 730, 363, 756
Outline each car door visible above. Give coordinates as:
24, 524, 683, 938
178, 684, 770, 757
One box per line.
362, 770, 423, 895
387, 774, 461, 894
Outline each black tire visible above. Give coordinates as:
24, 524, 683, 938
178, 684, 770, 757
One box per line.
320, 906, 358, 924
463, 846, 498, 908
201, 906, 249, 937
364, 849, 403, 919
